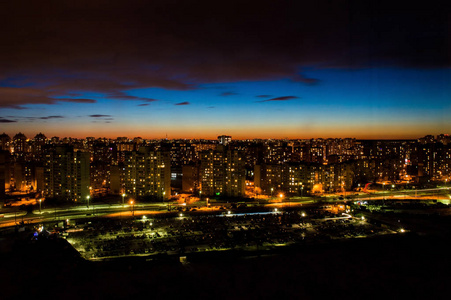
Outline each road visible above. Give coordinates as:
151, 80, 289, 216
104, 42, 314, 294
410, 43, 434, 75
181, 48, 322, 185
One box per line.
0, 202, 168, 228
1, 186, 449, 228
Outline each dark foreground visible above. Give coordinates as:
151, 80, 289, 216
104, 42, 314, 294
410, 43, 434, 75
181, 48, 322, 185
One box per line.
1, 232, 450, 300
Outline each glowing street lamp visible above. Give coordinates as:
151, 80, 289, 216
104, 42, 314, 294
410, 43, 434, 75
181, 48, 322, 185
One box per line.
87, 195, 90, 208
130, 200, 135, 217
122, 193, 126, 206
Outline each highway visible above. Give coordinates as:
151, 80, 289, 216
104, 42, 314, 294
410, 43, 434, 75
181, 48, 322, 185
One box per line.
1, 187, 449, 229
0, 202, 168, 228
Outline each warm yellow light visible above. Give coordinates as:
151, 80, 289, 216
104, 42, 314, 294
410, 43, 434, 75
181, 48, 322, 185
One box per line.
279, 193, 284, 198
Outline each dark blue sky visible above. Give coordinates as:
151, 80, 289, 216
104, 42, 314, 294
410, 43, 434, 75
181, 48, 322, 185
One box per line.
0, 0, 449, 139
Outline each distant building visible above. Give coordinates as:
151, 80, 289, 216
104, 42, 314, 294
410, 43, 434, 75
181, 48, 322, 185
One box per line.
0, 133, 11, 151
218, 135, 232, 146
122, 146, 171, 199
182, 164, 200, 193
0, 151, 8, 200
44, 145, 90, 202
12, 132, 27, 154
109, 164, 121, 194
200, 145, 245, 197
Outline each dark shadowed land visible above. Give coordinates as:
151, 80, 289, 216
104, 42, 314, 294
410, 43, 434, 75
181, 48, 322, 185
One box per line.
1, 223, 450, 300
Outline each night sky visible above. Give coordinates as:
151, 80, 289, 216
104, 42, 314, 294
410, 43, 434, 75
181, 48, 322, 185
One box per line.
0, 0, 449, 139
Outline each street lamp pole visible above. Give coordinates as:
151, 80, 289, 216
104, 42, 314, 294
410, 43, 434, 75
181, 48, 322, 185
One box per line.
122, 193, 125, 206
39, 199, 42, 214
87, 195, 90, 208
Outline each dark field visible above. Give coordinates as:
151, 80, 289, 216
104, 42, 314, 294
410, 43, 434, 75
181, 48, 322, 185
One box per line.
1, 231, 450, 300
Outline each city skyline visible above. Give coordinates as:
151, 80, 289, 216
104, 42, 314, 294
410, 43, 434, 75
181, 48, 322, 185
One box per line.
1, 1, 450, 139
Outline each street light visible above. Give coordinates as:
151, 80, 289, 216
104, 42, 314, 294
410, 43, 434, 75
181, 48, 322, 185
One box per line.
122, 193, 126, 206
39, 199, 42, 214
271, 187, 274, 198
130, 200, 134, 217
87, 195, 90, 208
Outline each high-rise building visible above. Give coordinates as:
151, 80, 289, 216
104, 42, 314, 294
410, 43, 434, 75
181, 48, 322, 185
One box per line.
122, 146, 171, 199
200, 145, 245, 197
12, 132, 27, 154
0, 151, 8, 200
218, 135, 232, 146
0, 133, 11, 151
182, 164, 200, 193
44, 145, 90, 202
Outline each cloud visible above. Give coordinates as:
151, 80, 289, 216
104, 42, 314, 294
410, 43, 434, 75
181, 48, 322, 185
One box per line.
256, 95, 272, 98
39, 115, 64, 120
0, 87, 97, 108
57, 98, 97, 104
0, 118, 17, 123
0, 0, 448, 110
220, 92, 238, 97
106, 91, 158, 102
257, 96, 300, 102
89, 114, 112, 118
175, 101, 190, 106
3, 115, 65, 122
137, 103, 149, 106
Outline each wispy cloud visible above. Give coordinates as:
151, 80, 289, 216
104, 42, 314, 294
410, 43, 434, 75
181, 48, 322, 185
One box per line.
257, 96, 300, 103
0, 117, 17, 123
39, 115, 64, 120
89, 114, 112, 118
220, 92, 238, 97
106, 91, 158, 102
175, 101, 190, 106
